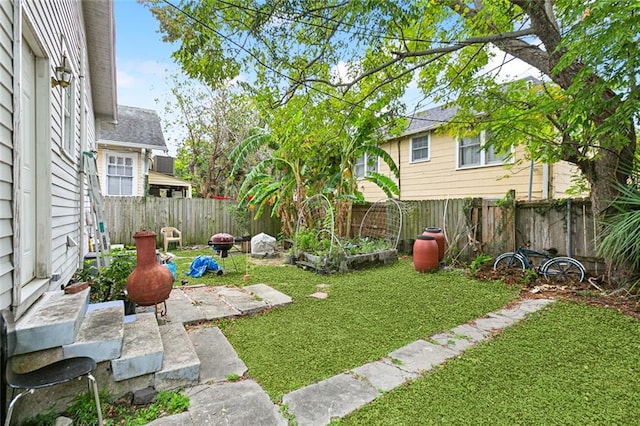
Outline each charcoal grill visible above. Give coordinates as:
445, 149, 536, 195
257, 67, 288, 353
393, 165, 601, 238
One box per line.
208, 233, 239, 272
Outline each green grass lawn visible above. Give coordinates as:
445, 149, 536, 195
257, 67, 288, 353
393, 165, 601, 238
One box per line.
169, 250, 640, 424
171, 250, 517, 398
338, 300, 640, 425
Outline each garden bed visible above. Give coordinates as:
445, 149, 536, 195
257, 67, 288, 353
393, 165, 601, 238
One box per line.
295, 249, 398, 273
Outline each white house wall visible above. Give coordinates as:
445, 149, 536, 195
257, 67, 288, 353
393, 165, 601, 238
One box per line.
0, 0, 14, 310
0, 0, 103, 314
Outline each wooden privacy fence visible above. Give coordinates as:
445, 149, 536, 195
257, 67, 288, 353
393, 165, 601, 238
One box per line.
104, 195, 602, 272
103, 197, 281, 247
352, 196, 602, 271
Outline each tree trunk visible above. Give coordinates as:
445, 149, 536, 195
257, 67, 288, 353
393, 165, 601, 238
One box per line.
577, 125, 637, 284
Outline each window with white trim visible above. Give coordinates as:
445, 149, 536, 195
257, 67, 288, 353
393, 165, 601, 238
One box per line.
354, 153, 378, 179
458, 130, 510, 168
410, 134, 429, 162
107, 154, 135, 195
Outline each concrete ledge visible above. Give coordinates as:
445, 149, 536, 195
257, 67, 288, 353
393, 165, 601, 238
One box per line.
63, 301, 124, 362
13, 289, 90, 355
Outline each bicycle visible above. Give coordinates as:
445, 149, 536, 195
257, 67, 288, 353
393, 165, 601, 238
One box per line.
493, 246, 586, 283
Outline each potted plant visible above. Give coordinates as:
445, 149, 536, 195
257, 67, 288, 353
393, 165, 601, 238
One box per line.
76, 248, 137, 314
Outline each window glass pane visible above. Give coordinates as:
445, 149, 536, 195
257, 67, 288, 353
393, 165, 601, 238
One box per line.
122, 178, 133, 195
459, 134, 480, 166
355, 155, 365, 179
107, 176, 119, 195
411, 135, 429, 161
125, 158, 133, 166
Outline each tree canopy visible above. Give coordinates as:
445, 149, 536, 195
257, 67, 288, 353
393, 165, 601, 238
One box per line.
145, 0, 640, 278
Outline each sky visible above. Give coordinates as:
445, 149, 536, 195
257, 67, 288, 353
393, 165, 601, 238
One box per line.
112, 0, 538, 155
114, 0, 176, 110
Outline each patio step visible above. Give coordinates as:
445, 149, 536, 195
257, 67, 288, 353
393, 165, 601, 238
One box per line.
154, 323, 201, 391
12, 288, 90, 355
111, 312, 164, 381
63, 300, 125, 362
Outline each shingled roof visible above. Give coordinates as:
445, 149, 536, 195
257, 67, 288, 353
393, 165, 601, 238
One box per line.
400, 105, 458, 137
99, 105, 167, 151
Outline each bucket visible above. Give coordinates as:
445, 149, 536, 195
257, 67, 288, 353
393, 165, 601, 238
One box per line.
413, 235, 439, 272
423, 227, 445, 261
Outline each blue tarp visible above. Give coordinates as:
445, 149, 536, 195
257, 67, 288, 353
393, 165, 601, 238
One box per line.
185, 255, 221, 278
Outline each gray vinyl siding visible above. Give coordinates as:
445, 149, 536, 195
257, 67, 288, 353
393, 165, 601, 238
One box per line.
0, 0, 13, 310
22, 0, 95, 292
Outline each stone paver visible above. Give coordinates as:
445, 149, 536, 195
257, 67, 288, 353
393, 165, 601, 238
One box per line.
473, 314, 518, 332
216, 286, 269, 315
388, 340, 459, 373
189, 326, 247, 384
352, 360, 419, 391
430, 331, 475, 353
283, 373, 379, 426
183, 287, 241, 320
244, 283, 293, 307
449, 323, 491, 343
147, 381, 287, 426
164, 289, 206, 325
186, 381, 287, 426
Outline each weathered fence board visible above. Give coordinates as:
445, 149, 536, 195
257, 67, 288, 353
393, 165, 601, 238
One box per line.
105, 195, 602, 271
353, 197, 601, 270
103, 197, 281, 247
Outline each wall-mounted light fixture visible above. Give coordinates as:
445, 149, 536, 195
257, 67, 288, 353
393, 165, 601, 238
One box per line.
51, 55, 72, 88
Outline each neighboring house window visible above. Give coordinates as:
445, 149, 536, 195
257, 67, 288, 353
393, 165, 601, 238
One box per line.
63, 78, 75, 155
459, 134, 481, 166
107, 154, 134, 195
458, 130, 509, 168
355, 153, 378, 179
411, 135, 429, 162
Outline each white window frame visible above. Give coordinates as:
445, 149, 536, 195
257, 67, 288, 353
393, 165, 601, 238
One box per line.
410, 134, 430, 163
105, 152, 137, 196
457, 130, 511, 169
354, 153, 379, 179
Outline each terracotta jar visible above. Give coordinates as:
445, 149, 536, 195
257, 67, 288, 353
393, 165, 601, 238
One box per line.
126, 230, 173, 306
413, 235, 439, 272
423, 227, 445, 261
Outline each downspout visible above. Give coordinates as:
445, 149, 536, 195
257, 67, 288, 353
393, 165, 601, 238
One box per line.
542, 163, 550, 199
566, 198, 572, 257
527, 159, 534, 201
396, 139, 401, 199
141, 148, 148, 196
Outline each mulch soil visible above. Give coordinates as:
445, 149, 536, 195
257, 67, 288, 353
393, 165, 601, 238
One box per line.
472, 267, 640, 320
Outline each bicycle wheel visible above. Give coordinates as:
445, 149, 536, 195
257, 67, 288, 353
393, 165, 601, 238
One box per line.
493, 252, 526, 271
541, 257, 586, 283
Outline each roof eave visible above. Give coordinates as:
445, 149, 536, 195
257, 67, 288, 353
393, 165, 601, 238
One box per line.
83, 0, 118, 123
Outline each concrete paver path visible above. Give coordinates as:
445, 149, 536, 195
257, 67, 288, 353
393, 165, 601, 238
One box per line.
151, 297, 553, 425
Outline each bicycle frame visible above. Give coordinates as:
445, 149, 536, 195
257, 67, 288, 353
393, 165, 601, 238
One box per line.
513, 247, 553, 272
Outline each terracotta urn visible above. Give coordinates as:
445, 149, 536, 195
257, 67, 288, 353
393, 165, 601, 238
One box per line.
413, 235, 439, 272
126, 230, 174, 306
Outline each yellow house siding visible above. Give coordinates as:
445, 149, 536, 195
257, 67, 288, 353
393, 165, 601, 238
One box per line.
360, 131, 553, 201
